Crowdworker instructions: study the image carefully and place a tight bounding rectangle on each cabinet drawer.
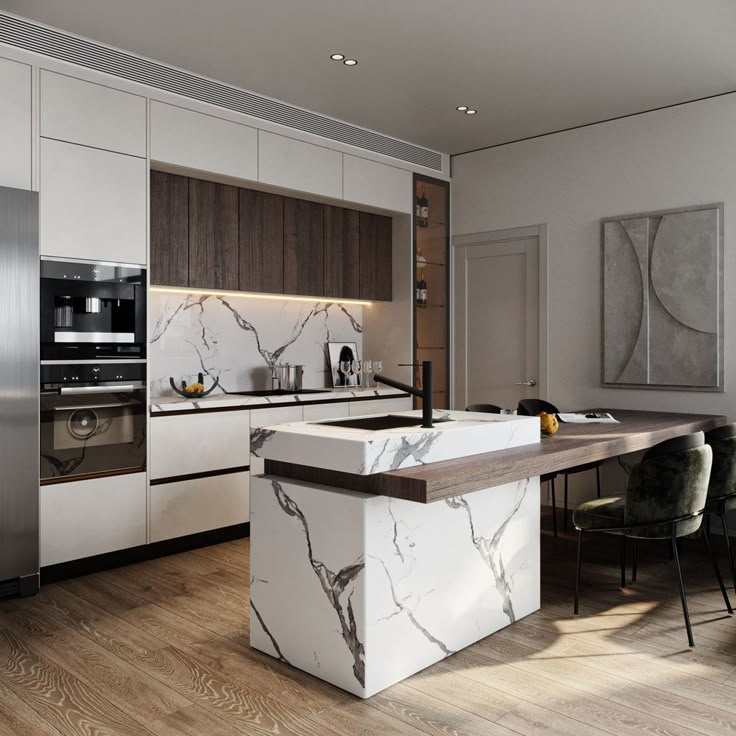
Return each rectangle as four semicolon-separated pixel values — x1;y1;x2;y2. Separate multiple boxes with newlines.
150;410;250;480
348;397;413;417
0;56;31;190
343;155;411;213
41;70;146;157
302;402;351;421
150;101;257;181
150;471;249;543
259;131;342;199
40;473;146;566
40;138;147;264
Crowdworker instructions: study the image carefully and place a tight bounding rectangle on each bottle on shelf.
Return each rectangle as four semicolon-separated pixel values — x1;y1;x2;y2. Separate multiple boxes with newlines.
416;247;427;307
415;190;422;220
417;186;429;227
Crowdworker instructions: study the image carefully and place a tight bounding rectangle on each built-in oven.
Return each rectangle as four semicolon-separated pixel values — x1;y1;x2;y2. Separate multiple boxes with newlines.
40;363;147;483
40;257;146;361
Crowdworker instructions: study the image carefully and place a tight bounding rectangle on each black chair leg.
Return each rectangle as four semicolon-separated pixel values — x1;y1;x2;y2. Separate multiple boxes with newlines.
703;524;733;614
596;466;601;498
620;537;626;588
720;511;736;596
632;539;638;584
549;478;557;537
574;529;583;614
564;475;569;534
671;534;695;647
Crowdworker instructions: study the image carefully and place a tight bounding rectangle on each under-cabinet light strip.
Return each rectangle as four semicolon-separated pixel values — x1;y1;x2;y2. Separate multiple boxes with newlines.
150;286;372;306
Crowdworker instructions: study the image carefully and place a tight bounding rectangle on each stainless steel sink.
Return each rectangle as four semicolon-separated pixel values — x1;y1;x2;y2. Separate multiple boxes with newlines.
228;388;331;397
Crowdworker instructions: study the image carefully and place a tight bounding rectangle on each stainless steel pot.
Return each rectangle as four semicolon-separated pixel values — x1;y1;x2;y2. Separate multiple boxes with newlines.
274;364;304;392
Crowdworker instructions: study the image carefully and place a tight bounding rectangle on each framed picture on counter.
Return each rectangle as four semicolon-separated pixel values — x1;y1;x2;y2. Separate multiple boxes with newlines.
328;341;361;387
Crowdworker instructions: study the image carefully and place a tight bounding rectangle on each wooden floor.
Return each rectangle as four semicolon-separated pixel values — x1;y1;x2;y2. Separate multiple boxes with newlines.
1;522;736;735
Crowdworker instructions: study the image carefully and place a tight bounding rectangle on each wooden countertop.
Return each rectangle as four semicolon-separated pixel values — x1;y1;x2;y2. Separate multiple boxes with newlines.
266;409;726;503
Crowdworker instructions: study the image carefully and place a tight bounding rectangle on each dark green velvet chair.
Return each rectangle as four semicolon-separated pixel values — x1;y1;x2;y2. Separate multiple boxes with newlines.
573;432;731;647
704;424;736;594
518;398;601;535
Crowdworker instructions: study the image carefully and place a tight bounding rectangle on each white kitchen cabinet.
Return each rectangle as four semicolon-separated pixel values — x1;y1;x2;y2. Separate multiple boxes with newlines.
302;402;351;421
40;473;146;566
258;130;342;199
250;405;304;474
150;410;251;479
150;100;258;181
343;154;412;213
40;70;146;157
150;471;249;542
0;56;31;190
349;397;413;417
40;138;147;264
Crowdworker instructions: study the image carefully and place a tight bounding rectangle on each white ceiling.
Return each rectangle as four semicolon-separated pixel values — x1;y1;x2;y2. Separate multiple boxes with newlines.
2;0;736;154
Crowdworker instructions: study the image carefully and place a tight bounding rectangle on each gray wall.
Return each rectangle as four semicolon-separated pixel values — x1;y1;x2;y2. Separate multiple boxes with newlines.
451;92;736;507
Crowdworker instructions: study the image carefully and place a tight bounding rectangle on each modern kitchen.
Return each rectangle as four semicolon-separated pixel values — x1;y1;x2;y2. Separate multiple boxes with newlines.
1;3;736;735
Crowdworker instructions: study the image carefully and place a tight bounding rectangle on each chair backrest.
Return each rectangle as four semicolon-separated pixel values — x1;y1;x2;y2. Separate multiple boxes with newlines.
517;398;559;416
704;423;736;502
466;403;502;414
626;431;712;539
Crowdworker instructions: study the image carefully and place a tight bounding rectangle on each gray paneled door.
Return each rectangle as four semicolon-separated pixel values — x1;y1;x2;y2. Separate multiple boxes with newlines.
454;231;539;412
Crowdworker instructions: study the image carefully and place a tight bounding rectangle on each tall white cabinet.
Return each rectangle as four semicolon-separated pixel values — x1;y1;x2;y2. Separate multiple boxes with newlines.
0;56;32;190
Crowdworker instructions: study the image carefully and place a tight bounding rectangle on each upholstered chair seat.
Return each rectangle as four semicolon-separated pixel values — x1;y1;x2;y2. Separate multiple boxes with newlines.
573;495;625;531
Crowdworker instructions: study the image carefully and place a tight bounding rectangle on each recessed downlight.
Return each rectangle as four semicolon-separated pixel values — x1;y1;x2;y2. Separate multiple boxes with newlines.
456;105;468;111
343;58;358;66
330;53;345;60
465;109;478;115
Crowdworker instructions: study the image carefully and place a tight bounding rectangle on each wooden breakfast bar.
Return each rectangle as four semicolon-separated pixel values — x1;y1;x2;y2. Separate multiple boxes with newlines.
267;409;727;503
250;408;726;698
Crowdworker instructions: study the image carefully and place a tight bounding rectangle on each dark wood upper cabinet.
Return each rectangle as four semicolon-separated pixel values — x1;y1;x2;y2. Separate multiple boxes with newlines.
324;206;360;299
359;212;392;301
239;189;284;294
188;179;239;291
283;198;324;297
150;171;189;287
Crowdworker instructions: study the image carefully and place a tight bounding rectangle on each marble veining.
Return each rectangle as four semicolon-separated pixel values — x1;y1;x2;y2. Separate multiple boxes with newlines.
255;410;540;475
250;473;540;697
149;292;363;397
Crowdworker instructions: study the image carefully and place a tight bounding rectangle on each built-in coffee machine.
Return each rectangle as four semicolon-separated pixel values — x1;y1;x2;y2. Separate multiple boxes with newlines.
40;257;146;361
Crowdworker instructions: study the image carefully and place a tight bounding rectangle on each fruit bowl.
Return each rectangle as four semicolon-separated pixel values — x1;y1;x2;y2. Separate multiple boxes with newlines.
169;372;220;399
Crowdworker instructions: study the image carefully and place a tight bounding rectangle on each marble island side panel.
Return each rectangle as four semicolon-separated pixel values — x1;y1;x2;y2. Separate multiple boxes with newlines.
250;473;540;698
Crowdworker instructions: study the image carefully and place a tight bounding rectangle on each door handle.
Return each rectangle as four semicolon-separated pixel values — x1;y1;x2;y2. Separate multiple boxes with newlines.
514;380;537;386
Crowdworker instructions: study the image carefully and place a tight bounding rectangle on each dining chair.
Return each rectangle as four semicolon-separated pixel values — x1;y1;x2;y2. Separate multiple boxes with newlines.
467;402;559;536
572;432;731;647
517;398;602;534
704;423;736;594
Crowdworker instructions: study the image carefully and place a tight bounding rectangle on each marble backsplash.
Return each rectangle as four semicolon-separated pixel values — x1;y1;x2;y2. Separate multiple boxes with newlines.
149;293;363;397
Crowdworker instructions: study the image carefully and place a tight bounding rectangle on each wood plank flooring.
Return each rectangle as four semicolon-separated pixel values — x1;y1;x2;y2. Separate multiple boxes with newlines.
1;523;736;735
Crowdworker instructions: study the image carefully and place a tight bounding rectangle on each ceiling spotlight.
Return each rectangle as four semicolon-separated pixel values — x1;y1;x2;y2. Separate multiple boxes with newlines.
465;109;477;115
330;53;345;61
456;105;468;111
343;58;358;66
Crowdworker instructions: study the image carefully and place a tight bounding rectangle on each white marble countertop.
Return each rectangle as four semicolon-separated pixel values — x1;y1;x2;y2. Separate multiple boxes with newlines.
150;386;408;413
256;409;540;475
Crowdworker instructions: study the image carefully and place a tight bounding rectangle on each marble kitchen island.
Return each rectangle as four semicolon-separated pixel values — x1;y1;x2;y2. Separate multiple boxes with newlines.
250;409;541;698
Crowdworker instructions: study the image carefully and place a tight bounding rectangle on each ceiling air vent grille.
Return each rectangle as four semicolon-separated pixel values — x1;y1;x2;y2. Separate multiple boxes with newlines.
0;12;443;171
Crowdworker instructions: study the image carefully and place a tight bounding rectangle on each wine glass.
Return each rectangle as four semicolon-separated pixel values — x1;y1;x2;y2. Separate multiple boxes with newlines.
363;360;374;388
339;360;352;388
351;360;362;387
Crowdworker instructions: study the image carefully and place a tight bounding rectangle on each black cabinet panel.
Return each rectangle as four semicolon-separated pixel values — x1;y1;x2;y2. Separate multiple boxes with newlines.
284;198;324;297
188;179;239;291
239;189;284;294
150;171;188;287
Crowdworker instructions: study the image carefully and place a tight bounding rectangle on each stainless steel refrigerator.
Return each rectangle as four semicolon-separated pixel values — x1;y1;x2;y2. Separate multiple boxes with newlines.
0;185;39;596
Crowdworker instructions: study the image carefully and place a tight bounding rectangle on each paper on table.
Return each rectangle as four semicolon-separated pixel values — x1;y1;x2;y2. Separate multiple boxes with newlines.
557;412;620;424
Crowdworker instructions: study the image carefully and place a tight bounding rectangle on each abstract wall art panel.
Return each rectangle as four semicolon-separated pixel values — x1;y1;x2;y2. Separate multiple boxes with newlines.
602;203;723;391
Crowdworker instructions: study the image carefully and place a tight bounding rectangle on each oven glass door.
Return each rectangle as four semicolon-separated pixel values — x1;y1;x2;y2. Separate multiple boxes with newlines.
40;387;146;482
